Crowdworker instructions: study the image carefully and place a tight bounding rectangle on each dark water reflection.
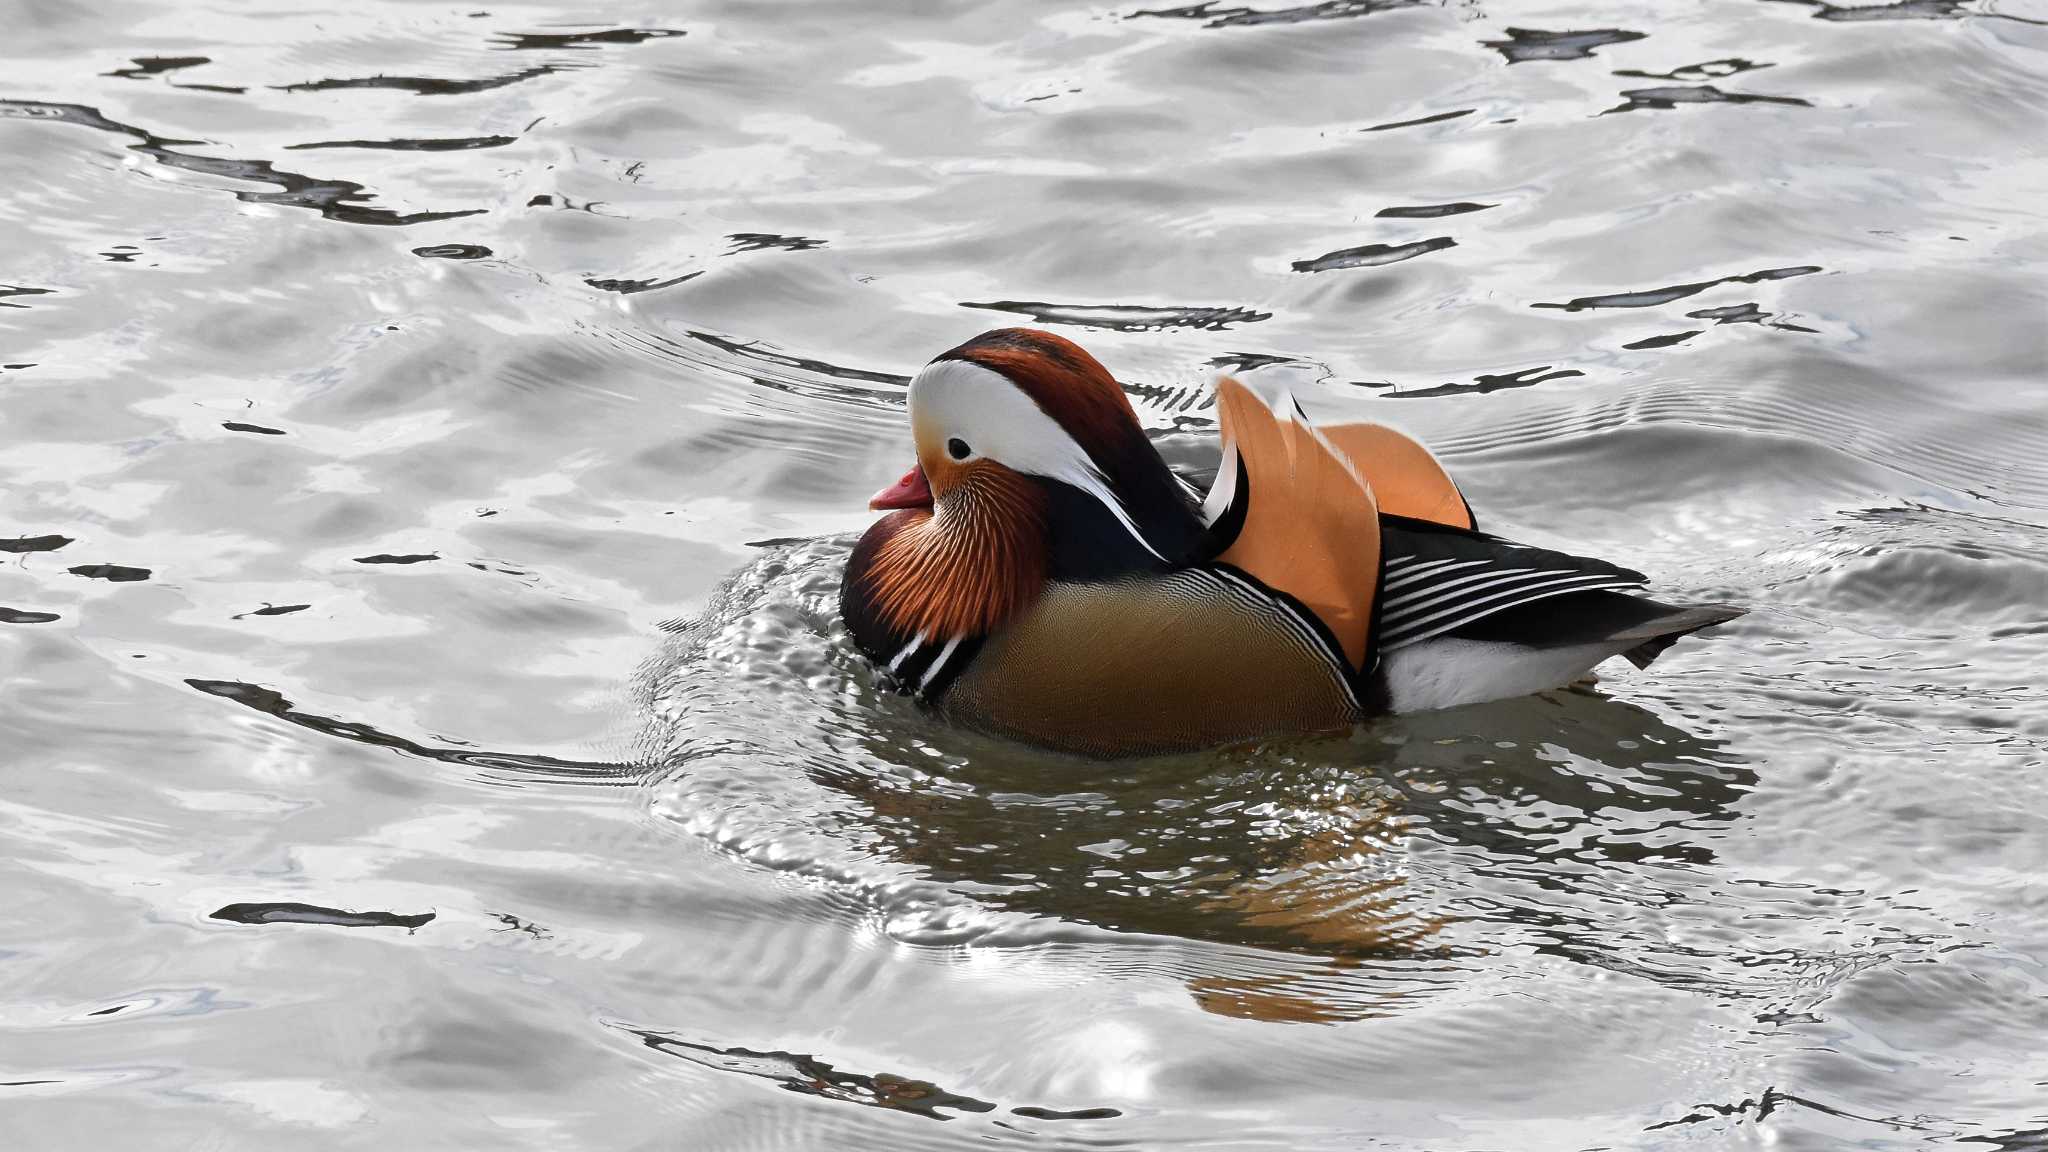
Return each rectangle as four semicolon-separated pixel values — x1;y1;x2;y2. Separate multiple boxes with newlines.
4;0;2047;1147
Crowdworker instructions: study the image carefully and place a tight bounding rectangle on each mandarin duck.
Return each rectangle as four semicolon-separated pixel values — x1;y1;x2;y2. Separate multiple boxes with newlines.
842;328;1742;757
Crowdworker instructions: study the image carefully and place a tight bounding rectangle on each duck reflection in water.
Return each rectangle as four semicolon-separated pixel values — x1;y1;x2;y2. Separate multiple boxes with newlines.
639;535;1752;1024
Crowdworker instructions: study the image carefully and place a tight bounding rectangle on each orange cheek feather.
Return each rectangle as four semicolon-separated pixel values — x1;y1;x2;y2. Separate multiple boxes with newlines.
861;461;1048;639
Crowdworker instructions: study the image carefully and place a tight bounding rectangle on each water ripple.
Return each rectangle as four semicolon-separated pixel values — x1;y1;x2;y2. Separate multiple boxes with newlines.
611;1023;1127;1126
1361;108;1474;132
1130;0;1425;29
272;64;584;96
1604;84;1813;113
1293;237;1456;272
283;135;517;152
960;300;1273;331
1376;201;1494;219
1481;27;1648;63
1532;264;1822;311
0;100;486;225
1615;57;1774;81
182;678;638;786
490;28;686;51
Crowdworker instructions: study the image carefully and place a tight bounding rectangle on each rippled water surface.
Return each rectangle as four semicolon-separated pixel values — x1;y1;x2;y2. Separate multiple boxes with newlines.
6;0;2048;1147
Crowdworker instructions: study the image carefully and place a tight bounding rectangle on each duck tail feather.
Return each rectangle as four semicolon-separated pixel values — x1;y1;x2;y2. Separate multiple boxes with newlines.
1618;604;1747;669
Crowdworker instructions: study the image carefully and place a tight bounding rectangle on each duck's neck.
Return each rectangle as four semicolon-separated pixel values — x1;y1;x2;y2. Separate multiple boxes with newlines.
857;468;1050;641
1043;428;1207;582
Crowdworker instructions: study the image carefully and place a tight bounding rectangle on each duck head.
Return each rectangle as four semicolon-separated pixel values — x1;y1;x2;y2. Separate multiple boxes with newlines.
844;328;1206;651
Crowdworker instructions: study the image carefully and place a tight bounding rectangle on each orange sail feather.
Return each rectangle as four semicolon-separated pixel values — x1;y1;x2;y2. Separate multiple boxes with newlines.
1319;422;1472;530
1213;377;1381;670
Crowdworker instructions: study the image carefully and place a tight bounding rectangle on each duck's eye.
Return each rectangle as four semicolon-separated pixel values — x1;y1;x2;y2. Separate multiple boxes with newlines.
946;437;971;461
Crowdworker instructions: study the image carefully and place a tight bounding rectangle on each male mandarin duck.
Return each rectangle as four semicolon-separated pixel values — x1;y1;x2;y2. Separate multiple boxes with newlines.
841;328;1742;757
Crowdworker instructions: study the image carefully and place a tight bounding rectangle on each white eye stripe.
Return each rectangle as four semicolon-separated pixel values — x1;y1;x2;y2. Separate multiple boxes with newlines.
909;358;1164;561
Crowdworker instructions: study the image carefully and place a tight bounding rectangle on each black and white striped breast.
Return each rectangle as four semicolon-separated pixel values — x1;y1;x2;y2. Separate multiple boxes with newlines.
872;631;984;701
